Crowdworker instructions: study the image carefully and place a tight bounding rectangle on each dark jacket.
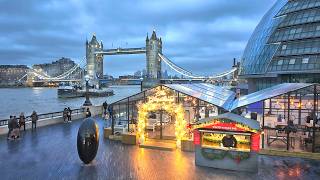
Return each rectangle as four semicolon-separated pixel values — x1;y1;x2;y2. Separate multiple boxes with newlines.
31;112;38;122
86;110;91;118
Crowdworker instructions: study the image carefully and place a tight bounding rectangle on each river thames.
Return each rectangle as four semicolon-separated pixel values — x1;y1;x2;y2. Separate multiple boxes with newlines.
0;85;140;119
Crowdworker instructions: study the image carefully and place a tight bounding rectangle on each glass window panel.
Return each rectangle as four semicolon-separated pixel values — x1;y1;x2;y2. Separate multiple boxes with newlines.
302;58;309;64
289;59;296;64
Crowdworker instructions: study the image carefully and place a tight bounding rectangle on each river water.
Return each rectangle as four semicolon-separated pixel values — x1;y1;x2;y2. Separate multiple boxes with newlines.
0;85;140;119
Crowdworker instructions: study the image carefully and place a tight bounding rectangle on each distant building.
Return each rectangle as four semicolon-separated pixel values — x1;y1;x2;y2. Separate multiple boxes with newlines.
0;65;29;84
134;70;142;77
32;57;82;79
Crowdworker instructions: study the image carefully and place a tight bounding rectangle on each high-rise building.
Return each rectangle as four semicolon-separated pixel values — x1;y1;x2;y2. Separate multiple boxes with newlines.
240;0;320;92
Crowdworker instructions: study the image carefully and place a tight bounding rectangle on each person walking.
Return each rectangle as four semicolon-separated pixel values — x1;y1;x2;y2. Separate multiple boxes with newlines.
63;108;68;123
102;101;108;115
19;112;26;131
31;111;38;130
85;108;91;118
11;116;20;139
67;107;72;122
7;116;13;140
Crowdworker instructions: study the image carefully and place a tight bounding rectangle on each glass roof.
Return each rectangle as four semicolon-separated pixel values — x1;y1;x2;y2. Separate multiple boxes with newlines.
163;83;236;110
230;83;314;110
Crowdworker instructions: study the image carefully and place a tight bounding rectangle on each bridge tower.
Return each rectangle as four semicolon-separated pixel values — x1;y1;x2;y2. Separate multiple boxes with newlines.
146;30;162;79
86;34;104;86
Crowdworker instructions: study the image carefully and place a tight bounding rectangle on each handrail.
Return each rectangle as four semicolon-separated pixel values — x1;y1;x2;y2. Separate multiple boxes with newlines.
0;108;85;127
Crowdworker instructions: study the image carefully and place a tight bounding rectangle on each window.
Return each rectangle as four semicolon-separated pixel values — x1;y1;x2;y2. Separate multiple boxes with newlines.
282;45;287;50
278;60;284;65
289;59;296;65
316;25;320;31
201;132;251;151
302;58;309;64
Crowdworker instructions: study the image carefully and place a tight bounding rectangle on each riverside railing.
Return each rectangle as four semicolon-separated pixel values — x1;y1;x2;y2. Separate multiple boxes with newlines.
0;108;85;126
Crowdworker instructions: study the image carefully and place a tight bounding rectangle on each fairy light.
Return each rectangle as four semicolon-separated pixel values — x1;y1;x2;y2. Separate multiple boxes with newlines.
137;87;187;148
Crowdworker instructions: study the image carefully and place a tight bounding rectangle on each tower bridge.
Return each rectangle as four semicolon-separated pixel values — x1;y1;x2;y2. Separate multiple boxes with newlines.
86;30;238;88
24;30;238;88
86;30;163;88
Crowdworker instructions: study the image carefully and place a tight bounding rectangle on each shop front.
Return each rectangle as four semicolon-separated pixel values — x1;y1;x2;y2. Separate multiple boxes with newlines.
193;113;260;172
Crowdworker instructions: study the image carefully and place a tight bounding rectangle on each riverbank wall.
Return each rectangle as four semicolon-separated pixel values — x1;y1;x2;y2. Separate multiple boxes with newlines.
0;105;103;135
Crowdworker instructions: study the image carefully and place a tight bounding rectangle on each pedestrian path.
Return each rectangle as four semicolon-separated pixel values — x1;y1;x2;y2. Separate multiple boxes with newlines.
0;118;319;179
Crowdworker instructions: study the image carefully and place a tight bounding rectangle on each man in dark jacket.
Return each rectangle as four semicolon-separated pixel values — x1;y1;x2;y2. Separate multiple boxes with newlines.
67;107;72;122
102;101;108;115
85;108;91;118
31;111;38;130
222;134;237;148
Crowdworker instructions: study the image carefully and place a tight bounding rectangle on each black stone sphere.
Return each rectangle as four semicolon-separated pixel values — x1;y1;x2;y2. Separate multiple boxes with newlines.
77;118;99;164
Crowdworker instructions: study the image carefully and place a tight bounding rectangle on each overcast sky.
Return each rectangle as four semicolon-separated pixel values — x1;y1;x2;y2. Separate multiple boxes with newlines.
0;0;277;77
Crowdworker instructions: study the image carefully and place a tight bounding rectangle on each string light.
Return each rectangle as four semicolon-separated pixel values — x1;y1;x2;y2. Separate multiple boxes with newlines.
137;87;187;148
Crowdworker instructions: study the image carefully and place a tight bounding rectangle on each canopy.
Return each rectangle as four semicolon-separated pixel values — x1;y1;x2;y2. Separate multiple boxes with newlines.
230;83;314;111
195;112;260;131
164;83;235;110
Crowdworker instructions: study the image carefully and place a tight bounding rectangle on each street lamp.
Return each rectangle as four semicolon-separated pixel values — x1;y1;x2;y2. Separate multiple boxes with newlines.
140;77;143;92
83;75;92;106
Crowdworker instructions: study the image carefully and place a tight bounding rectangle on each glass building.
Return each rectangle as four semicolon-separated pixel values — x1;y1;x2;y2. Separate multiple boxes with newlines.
240;0;320;92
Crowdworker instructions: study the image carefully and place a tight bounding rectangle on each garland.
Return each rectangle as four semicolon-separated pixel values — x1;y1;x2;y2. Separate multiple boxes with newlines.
193;118;257;133
201;148;250;164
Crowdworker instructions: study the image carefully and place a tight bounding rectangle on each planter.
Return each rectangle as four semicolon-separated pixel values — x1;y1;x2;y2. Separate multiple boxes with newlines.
181;139;195;152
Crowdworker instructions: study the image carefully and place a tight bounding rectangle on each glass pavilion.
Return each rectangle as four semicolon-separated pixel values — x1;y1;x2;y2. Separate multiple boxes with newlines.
108;83;320;153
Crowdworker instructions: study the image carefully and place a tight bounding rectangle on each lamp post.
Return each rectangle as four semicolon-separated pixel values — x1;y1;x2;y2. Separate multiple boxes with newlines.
140;77;143;92
83;75;92;106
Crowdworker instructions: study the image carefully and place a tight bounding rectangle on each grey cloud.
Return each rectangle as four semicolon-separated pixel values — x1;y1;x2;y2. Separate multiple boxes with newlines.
0;0;276;77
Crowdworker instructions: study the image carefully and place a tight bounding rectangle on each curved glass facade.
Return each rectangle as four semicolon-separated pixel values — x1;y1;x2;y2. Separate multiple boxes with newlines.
240;0;286;75
240;0;320;92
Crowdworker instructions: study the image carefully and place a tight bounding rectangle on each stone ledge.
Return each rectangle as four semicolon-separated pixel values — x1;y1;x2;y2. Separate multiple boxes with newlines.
0;114;84;135
259;149;320;160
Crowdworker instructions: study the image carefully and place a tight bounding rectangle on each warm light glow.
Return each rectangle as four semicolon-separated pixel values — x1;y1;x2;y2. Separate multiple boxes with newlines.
137;87;187;147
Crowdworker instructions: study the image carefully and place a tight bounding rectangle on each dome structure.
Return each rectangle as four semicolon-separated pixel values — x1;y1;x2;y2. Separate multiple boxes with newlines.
240;0;320;92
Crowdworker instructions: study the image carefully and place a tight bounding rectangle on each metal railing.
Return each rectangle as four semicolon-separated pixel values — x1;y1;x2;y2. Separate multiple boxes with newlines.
0;108;85;127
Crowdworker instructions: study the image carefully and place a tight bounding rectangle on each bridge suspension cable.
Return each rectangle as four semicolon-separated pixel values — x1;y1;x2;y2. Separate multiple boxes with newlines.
158;53;237;80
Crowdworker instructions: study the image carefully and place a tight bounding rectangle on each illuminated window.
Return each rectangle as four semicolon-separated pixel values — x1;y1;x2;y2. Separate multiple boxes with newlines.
201;132;251;151
282;45;287;50
302;58;309;64
289;59;296;65
278;60;284;65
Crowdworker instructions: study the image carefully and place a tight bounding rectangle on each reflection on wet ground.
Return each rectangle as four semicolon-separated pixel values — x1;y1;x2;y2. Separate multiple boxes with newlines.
0;118;319;180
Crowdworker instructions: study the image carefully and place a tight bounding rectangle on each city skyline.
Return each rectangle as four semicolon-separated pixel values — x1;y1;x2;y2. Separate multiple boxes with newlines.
0;0;276;77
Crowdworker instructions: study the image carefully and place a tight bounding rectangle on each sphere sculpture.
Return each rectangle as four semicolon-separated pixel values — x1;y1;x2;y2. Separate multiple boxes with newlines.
77;118;99;164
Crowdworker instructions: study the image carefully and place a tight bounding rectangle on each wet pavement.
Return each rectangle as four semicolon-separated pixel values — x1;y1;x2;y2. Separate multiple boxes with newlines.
0;118;320;180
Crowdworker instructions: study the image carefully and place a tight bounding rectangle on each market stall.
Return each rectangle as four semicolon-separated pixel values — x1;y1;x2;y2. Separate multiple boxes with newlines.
193;113;260;172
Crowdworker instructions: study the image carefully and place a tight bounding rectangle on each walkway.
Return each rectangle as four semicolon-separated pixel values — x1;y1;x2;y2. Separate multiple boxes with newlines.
0;118;320;180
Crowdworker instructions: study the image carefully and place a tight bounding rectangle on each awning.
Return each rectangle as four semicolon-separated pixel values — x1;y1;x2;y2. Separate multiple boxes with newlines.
230;83;314;111
196;112;260;131
163;83;236;110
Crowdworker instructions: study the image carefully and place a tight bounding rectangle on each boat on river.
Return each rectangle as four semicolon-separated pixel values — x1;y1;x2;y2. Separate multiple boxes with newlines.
57;85;114;98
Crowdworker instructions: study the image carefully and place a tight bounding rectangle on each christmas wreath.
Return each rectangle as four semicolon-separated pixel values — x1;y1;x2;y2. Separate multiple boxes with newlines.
201;148;250;163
